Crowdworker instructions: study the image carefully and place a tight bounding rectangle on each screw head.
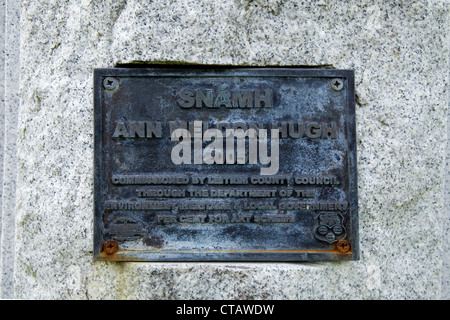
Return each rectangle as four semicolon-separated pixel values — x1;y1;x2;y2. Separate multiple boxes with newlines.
103;77;118;90
336;239;351;253
330;78;344;91
103;240;119;255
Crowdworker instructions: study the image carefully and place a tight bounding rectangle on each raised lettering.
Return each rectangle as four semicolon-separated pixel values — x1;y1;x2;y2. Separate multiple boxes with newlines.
232;90;253;108
254;89;273;108
112;121;129;138
177;89;195;108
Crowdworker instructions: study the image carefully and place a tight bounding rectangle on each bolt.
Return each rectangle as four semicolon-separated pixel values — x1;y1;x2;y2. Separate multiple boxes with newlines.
330;78;343;91
103;240;119;255
336;239;351;253
103;77;118;90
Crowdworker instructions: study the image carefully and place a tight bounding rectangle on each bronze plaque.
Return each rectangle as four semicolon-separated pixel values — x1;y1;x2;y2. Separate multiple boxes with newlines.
93;67;359;261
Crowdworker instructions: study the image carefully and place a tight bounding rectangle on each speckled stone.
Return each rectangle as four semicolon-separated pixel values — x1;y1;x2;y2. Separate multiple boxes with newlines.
445;71;450;300
0;0;20;299
12;0;449;299
0;0;5;297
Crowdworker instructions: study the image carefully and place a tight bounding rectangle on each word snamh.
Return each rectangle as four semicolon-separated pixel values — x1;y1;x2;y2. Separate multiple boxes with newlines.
177;88;273;109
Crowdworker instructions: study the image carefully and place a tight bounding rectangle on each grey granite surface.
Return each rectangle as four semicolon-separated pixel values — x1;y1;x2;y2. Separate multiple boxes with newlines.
445;62;450;300
0;0;5;297
0;0;19;299
8;0;449;299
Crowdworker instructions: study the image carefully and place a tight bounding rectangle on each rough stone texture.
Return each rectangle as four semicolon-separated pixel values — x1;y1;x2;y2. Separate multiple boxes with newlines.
0;0;19;299
11;0;449;299
445;63;450;300
0;0;5;297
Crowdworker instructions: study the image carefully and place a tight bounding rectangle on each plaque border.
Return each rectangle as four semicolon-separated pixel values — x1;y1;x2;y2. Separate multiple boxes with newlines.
93;67;359;262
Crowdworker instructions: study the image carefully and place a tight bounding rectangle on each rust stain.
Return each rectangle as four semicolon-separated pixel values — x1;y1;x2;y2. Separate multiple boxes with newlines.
102;240;119;255
97;246;353;261
226;248;352;254
335;240;351;253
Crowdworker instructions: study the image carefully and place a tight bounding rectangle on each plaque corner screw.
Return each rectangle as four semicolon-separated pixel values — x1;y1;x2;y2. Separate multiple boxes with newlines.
336;239;351;253
103;240;119;255
330;78;344;91
103;77;118;90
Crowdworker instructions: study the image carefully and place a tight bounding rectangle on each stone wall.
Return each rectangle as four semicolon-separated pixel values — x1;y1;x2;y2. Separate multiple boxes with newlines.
0;0;448;299
0;0;19;299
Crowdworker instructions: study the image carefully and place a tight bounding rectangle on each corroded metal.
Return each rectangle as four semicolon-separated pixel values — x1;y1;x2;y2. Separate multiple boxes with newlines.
102;240;119;255
93;67;359;261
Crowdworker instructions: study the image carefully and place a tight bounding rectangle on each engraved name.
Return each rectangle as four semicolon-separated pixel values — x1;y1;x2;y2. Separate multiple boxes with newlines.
177;88;273;109
112;121;339;139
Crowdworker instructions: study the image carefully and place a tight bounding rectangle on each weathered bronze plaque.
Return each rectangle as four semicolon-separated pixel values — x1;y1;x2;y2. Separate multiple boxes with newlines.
93;67;359;261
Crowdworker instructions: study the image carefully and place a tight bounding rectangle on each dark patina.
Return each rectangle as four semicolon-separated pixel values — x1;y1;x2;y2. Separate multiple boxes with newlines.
93;67;359;261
